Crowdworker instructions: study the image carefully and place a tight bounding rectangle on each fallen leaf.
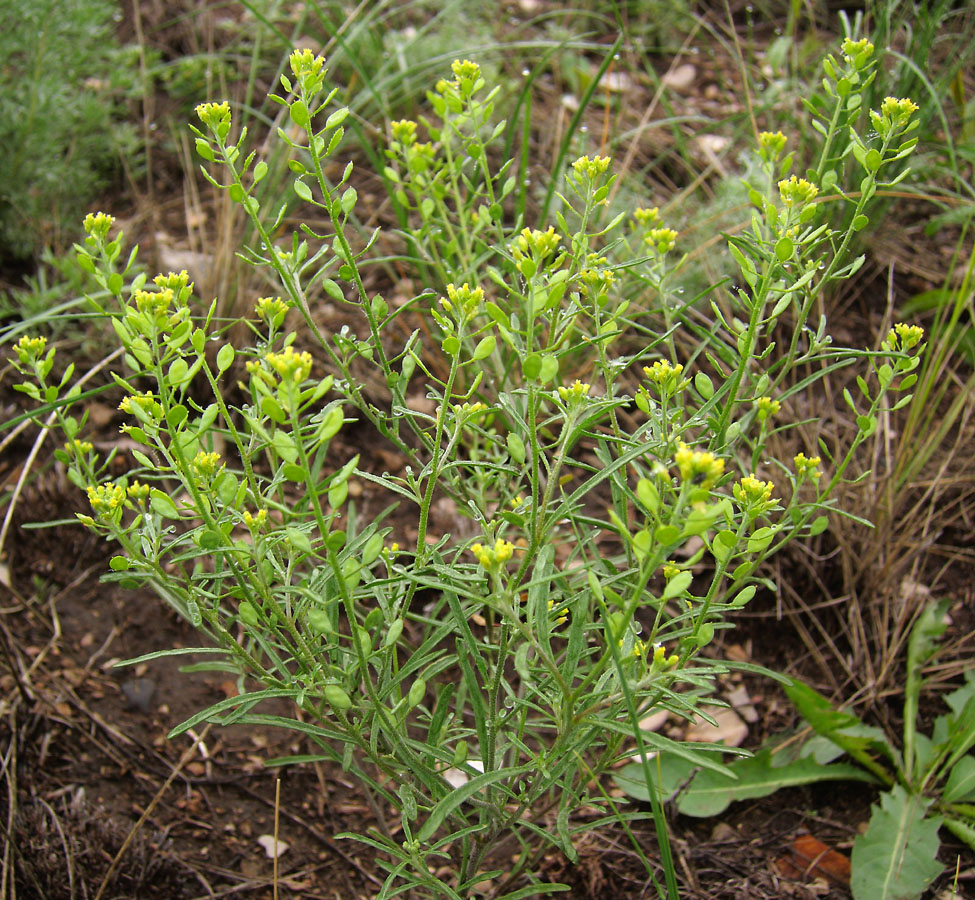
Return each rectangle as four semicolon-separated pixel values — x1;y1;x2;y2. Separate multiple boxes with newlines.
776;833;850;886
256;834;289;859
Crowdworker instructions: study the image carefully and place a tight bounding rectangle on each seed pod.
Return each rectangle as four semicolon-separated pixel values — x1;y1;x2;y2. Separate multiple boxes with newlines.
324;684;352;710
408;678;426;708
307;609;333;635
238;600;260;627
399;783;417;821
384;618;404;647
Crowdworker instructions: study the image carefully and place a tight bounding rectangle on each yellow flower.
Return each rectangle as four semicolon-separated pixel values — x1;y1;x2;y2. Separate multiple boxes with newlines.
243;509;267;528
571;155;611;180
87;483;126;516
645;227;678;254
675;442;725;490
643;359;689;395
265;345;313;383
755;396;781;423
255;296;290;322
548;599;568;626
733;474;778;519
191;451;222;478
778;176;819;208
471;537;515;572
64;439;94;456
794;453;822;482
557;380;591;404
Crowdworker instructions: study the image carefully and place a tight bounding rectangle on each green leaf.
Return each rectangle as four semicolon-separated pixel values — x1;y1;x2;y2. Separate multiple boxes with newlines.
944;755;975;803
712;529;737;562
195;139;214;161
325;107;349;129
786;677;897;766
322;278;344;301
850;785;943;900
809;515;829;536
657;750;877;818
417;766;529;842
272;429;298;463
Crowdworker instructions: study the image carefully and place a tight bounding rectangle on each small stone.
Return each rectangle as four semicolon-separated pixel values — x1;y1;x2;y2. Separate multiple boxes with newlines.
121;677;155;713
661;63;697;93
685;705;748;747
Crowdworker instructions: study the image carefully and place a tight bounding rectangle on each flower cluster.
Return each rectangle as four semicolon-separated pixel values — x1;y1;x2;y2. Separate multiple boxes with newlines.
264;346;313;383
675;442;725;490
547;599;568;626
733;475;778;520
754;396;781;423
510;227;562;277
289;48;325;84
882;322;924;353
470;538;515;572
557;379;591;405
243;508;267;529
191;451;222;479
255;296;291;324
434;59;484;106
195;101;232;138
651;643;680;670
778;176;819;208
645;227;678;255
871;97;919;137
794;453;822;482
571;155;611;182
439;282;484;322
757;131;787;163
64;438;94;456
643;360;689;395
126;481;150;502
83;211;115;241
14;335;47;366
633;207;660;228
119;392;163;421
841;38;874;68
87;483;126;516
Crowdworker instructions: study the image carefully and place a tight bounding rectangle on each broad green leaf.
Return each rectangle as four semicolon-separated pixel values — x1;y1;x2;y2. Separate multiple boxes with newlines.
944;818;975;852
665;750;877;818
850;785;943;900
785;677;896;765
944;755;975;803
